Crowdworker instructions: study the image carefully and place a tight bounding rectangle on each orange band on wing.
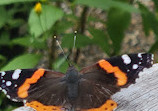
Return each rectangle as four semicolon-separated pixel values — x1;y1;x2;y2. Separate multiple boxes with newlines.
83;100;117;111
18;68;45;98
26;101;62;111
98;59;127;86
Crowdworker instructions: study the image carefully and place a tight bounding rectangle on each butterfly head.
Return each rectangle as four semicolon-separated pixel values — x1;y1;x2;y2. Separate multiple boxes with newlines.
66;66;79;83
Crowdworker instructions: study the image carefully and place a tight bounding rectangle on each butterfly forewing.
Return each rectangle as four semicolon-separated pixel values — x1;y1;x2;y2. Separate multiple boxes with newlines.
106;53;153;86
0;69;66;102
0;69;39;102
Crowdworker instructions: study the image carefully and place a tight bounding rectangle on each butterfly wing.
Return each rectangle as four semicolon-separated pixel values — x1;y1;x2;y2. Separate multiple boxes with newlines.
77;53;153;110
105;53;153;86
0;68;69;110
0;53;154;111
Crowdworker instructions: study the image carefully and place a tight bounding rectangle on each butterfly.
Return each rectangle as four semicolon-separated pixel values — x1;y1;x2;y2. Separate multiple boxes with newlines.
0;53;154;111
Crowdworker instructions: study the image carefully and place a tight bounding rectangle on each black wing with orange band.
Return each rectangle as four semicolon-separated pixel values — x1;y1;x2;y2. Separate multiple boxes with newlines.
80;53;153;87
0;68;69;111
77;53;153;111
0;69;64;102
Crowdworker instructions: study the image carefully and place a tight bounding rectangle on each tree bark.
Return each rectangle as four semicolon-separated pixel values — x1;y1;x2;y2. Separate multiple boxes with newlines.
113;63;158;111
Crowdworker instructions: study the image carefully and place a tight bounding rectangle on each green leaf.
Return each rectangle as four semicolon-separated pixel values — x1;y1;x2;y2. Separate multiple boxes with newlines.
89;28;112;55
4;106;17;111
0;54;6;67
61;34;92;49
139;3;151;36
0;32;10;45
107;8;131;54
12;36;46;49
0;7;8;28
0;0;36;5
65;14;79;21
1;54;41;71
56;21;74;33
53;56;68;73
8;19;25;28
0;55;5;61
139;2;158;52
88;16;105;23
139;3;158;36
29;4;64;37
0;93;6;106
152;0;158;12
76;0;139;13
149;40;158;53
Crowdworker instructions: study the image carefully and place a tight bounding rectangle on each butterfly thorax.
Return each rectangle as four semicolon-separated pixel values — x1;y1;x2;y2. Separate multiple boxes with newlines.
66;66;80;100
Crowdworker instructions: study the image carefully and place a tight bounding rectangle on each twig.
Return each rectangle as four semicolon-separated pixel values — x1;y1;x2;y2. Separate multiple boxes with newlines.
47;1;61;69
74;6;88;63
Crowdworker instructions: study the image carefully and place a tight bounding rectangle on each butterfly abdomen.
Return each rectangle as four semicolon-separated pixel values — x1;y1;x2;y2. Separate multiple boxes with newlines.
67;83;79;100
66;66;80;100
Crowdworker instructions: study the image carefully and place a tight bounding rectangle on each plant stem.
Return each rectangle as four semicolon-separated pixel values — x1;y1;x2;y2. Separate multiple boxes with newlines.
74;6;88;63
48;33;56;69
47;1;61;69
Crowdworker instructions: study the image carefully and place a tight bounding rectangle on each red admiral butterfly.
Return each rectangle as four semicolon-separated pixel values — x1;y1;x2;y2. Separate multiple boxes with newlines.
0;53;154;111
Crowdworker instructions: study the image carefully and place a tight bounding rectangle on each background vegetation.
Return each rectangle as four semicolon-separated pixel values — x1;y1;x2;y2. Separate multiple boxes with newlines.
0;0;158;110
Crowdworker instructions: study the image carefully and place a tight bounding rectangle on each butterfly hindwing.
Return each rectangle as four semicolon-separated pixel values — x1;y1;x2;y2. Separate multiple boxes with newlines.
26;71;69;106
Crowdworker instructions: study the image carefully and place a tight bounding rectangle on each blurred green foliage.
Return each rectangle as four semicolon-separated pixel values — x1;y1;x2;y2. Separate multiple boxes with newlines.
0;0;157;110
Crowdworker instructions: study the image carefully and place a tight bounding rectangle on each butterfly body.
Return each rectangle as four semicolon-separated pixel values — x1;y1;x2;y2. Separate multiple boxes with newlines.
65;66;80;100
0;53;154;111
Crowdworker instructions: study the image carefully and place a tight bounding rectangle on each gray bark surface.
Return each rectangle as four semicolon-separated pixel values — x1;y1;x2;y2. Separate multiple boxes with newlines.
113;63;158;111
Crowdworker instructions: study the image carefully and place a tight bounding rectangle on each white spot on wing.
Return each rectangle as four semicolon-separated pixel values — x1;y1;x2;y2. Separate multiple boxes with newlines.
2;80;5;83
6;81;12;86
133;64;138;69
152;54;154;60
14;84;17;87
23;100;27;103
2;89;7;94
12;99;18;102
1;72;6;76
6;95;10;99
121;54;131;64
12;69;21;80
138;53;142;58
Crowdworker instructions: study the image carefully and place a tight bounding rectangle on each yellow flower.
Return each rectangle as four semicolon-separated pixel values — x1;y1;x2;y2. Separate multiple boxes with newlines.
34;2;42;14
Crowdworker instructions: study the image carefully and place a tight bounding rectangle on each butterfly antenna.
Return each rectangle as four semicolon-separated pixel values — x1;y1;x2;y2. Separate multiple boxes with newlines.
72;31;77;60
54;36;72;67
73;31;77;50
